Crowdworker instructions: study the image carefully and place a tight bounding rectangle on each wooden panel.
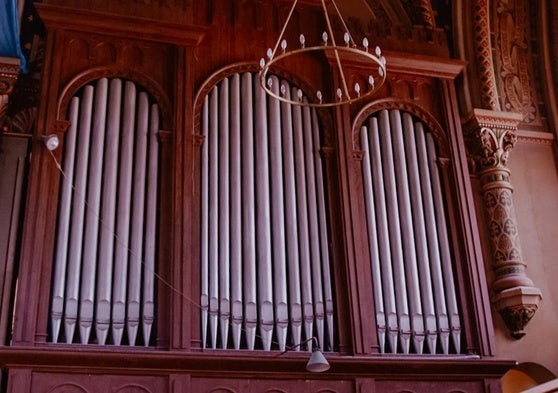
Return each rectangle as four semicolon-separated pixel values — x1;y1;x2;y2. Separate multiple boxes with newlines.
0;136;29;344
375;380;485;393
30;373;168;393
191;377;354;393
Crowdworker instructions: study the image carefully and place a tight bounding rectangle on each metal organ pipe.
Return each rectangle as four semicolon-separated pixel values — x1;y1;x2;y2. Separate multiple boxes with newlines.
208;86;219;349
255;75;274;351
415;122;451;354
241;72;257;350
361;125;388;353
426;131;462;352
229;73;243;350
367;117;399;353
50;78;159;347
80;78;108;344
51;96;79;343
268;77;288;352
199;73;334;352
200;95;209;349
143;103;159;346
361;109;462;354
96;79;122;345
64;85;94;344
401;113;437;354
127;92;149;345
113;81;136;345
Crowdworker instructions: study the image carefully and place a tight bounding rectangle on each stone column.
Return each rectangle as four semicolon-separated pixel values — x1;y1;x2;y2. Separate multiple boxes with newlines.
464;109;542;339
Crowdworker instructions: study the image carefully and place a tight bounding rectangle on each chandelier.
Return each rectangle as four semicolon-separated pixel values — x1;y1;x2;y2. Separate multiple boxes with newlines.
259;0;387;107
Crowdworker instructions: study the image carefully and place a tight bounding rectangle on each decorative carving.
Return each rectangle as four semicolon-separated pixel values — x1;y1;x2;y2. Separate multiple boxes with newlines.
464;109;542;339
476;126;516;169
494;0;541;126
473;0;501;111
1;35;44;135
417;0;436;28
9;107;37;134
0;57;21;131
497;304;537;339
49;383;89;393
492;286;543;339
0;57;20;96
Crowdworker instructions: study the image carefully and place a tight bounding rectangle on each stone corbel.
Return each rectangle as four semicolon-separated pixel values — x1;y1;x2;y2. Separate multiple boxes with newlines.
464;108;542;339
0;56;21;131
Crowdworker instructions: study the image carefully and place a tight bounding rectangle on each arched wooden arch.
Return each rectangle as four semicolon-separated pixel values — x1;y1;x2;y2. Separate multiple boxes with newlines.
193;62;334;148
57;66;173;130
352;98;450;158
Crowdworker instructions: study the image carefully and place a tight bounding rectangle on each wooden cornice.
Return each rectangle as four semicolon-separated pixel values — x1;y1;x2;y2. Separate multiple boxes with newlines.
0;346;516;379
383;50;467;80
35;3;206;47
326;49;466;80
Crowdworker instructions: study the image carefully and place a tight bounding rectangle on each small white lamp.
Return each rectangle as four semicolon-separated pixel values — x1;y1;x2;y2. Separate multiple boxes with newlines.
42;134;60;151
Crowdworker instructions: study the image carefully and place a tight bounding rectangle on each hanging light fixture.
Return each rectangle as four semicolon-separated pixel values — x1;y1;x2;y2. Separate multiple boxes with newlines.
259;0;386;107
278;336;330;373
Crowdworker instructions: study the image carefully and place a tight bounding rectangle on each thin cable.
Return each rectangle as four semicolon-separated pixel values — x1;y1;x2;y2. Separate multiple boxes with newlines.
47;147;293;351
48;148;202;310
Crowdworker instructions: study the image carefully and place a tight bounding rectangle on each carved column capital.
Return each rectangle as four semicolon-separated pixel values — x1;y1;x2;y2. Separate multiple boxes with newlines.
0;57;20;96
0;56;21;132
463;109;523;171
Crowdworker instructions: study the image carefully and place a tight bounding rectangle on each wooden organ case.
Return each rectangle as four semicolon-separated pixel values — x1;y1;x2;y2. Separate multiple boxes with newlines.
0;1;517;392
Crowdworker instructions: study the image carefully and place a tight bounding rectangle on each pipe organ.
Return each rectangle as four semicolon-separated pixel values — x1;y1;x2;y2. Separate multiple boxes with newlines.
360;109;462;355
200;72;334;352
50;78;160;346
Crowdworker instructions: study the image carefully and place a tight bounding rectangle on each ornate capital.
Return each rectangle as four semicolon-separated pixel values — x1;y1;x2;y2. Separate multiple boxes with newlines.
0;56;21;130
0;56;20;96
463;109;523;171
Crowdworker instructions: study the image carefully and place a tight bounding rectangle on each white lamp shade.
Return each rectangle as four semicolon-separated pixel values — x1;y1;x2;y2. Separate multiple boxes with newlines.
306;349;330;372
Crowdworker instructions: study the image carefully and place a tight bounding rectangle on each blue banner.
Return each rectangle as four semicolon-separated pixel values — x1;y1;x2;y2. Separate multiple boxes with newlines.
0;0;27;72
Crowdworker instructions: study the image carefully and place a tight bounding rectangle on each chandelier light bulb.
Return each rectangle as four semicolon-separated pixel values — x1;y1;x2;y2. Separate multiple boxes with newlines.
281;39;287;53
267;77;273;89
299;34;306;48
322;31;328;45
337;88;342;101
344;32;350;46
280;84;287;96
267;48;273;60
369;75;375;87
355;83;361;97
375;46;381;57
297;89;303;101
363;37;369;51
259;58;266;69
317;90;323;104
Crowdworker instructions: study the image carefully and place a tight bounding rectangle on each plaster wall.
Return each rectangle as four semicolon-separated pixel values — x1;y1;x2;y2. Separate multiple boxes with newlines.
493;139;558;376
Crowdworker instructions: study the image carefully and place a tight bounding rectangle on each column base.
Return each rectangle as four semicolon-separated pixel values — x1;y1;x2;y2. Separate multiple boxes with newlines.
492;286;542;339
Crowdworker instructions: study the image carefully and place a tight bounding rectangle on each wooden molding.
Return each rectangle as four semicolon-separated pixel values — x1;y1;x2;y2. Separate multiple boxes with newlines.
35;3;206;47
